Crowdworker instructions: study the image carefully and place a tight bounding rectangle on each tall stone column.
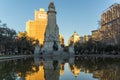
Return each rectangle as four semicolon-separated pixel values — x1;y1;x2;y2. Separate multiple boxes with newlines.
44;1;61;51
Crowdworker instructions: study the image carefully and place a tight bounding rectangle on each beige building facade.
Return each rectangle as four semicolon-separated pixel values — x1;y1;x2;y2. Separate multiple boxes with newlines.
91;3;120;45
59;34;65;46
68;32;80;46
101;3;120;45
92;30;101;42
84;35;91;43
26;8;47;45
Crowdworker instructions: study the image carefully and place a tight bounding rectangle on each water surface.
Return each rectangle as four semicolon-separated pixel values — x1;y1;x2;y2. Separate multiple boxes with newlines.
0;56;120;80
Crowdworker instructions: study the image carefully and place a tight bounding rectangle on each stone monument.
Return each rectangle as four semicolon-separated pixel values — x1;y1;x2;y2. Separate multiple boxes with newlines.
34;41;40;56
43;0;61;51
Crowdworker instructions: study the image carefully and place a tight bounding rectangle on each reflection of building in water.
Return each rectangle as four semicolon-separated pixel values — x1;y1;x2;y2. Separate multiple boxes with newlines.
68;56;81;77
68;64;81;77
93;69;117;80
25;57;45;80
84;69;90;74
60;63;65;76
26;66;45;80
93;64;120;80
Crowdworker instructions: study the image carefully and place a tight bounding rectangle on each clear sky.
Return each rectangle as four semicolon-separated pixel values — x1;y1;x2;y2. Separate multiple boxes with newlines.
0;0;119;45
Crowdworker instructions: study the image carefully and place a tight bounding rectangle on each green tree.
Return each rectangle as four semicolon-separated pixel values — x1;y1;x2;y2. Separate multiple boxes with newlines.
0;21;16;55
16;32;35;55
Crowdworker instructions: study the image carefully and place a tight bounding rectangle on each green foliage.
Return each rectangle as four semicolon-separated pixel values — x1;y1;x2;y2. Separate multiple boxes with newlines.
0;21;16;55
73;39;120;55
0;20;35;55
0;58;36;80
16;32;35;54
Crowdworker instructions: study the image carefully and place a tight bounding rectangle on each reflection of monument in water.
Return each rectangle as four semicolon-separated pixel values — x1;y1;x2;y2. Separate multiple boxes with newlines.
44;60;60;80
33;56;62;80
43;0;61;51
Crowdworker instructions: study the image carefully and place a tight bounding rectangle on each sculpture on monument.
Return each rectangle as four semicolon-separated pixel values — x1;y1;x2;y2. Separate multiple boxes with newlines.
53;41;58;51
34;40;40;56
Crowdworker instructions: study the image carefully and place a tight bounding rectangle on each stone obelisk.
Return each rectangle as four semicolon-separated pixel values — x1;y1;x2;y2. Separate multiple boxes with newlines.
43;0;61;51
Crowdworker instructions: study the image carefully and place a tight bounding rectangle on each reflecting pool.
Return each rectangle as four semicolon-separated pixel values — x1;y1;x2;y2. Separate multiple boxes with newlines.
0;56;120;80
